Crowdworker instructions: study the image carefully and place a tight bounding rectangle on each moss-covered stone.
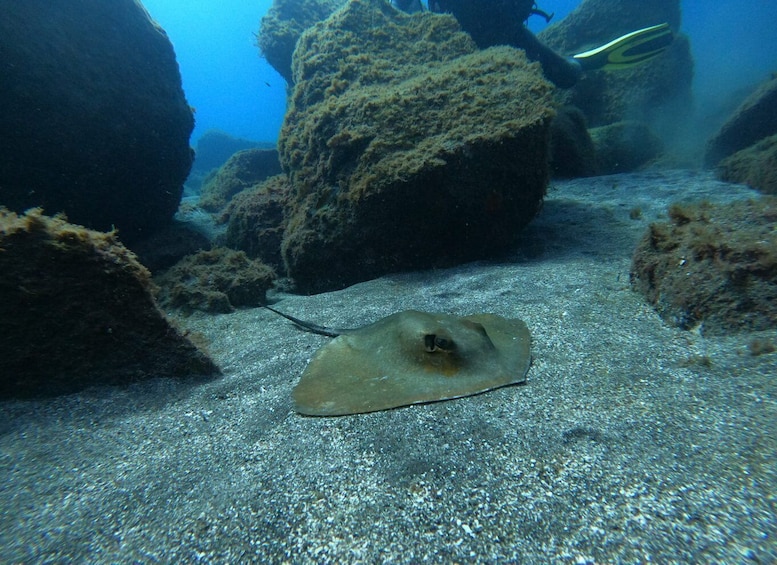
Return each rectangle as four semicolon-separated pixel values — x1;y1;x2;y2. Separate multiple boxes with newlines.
590;121;664;174
128;222;212;273
193;130;273;174
279;0;555;293
0;209;218;398
0;1;194;242
258;0;347;84
705;76;777;168
549;106;596;178
539;0;692;129
224;175;291;272
156;248;276;314
631;198;777;334
716;134;777;195
199;148;282;213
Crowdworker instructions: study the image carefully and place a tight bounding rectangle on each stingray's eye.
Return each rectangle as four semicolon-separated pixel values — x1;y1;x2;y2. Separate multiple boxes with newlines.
434;336;455;351
424;334;455;352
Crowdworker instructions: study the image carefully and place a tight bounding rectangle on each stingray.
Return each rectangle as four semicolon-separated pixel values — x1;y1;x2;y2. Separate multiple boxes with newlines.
265;306;531;416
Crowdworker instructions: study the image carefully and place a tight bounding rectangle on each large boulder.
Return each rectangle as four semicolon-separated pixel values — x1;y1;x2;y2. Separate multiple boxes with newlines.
0;208;218;398
704;75;777;168
278;0;555;293
0;0;194;242
539;0;693;128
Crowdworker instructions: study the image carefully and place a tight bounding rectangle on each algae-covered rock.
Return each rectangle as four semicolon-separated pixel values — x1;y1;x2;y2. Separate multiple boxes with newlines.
199;148;282;213
258;0;347;84
193;130;272;175
590;121;664;174
0;0;194;242
631;199;777;334
716;134;777;195
549;106;596;178
128;222;212;273
279;0;555;293
539;0;692;128
704;75;777;168
0;209;218;398
156;248;276;314
224;175;291;272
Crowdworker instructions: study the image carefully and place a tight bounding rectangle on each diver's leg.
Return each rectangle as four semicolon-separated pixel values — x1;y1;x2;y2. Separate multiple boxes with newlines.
515;27;582;89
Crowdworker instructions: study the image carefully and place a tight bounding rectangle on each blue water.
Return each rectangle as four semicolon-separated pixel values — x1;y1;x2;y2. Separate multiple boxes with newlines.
142;0;777;146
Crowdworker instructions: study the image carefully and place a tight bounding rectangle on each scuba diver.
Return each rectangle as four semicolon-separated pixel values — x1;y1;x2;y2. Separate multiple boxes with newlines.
392;0;674;89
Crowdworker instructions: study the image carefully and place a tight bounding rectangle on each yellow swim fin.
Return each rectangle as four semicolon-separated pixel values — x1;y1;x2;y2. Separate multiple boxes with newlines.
572;22;674;71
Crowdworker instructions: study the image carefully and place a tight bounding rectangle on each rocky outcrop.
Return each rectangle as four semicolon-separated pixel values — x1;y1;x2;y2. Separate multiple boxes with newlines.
716;134;777;195
549;107;597;178
539;0;692;128
705;75;777;168
0;0;194;242
258;0;347;84
278;0;555;293
631;199;777;335
155;248;276;314
225;175;291;272
0;208;218;398
199;149;283;213
590;121;664;174
193;130;272;175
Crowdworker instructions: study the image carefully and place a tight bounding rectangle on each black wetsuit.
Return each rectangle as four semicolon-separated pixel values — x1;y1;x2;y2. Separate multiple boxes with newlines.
428;0;582;88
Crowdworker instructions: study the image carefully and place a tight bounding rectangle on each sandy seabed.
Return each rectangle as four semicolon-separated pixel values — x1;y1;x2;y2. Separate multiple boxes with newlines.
2;170;775;563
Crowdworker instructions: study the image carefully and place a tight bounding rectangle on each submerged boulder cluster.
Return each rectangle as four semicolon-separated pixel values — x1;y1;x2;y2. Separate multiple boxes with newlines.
7;0;773;398
0;1;218;397
277;1;555;292
230;0;696;295
242;0;557;293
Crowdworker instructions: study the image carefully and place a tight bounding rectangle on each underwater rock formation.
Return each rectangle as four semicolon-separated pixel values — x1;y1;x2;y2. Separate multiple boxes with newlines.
155;248;276;314
199;149;283;213
539;0;692;129
716;134;777;196
0;0;194;242
279;0;555;293
0;209;218;398
549;107;597;178
258;0;347;84
128;223;212;274
193;130;273;175
590;121;664;174
704;75;777;168
631;199;777;335
224;175;291;273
